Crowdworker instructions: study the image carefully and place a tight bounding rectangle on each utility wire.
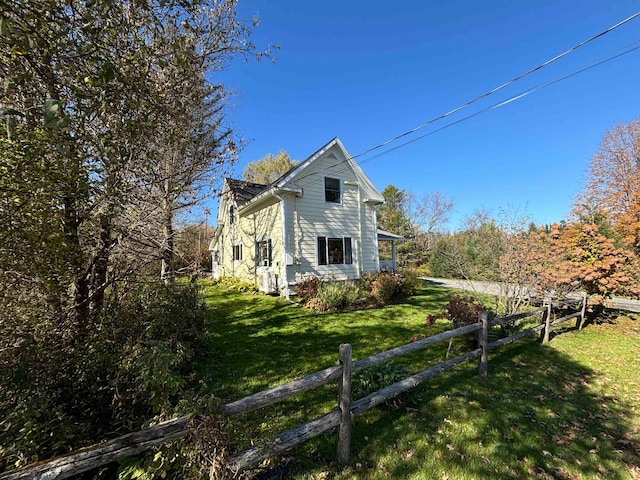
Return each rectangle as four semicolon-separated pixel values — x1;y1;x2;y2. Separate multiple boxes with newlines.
352;42;640;171
349;10;640;161
293;40;640;188
358;43;640;167
288;10;640;188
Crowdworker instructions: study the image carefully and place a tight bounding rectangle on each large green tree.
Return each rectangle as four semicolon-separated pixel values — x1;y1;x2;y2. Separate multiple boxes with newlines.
0;0;267;328
377;185;412;235
0;0;269;471
242;150;298;184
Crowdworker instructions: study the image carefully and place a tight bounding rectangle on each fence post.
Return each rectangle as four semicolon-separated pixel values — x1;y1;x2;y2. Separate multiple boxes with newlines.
478;311;488;377
578;293;588;330
337;343;352;467
542;301;552;344
539;301;546;342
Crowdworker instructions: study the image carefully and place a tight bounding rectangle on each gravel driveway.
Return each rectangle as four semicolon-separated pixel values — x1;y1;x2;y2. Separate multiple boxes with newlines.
422;277;640;313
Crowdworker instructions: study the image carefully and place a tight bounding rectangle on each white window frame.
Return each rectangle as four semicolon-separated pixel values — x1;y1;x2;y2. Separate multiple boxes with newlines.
232;243;243;262
317;236;353;266
324;176;342;205
255;238;273;267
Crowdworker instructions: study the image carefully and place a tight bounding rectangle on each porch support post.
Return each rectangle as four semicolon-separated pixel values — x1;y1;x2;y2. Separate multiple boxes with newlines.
391;240;396;272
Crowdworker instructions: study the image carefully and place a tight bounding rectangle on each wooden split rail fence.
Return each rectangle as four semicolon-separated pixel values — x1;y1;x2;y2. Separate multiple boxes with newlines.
1;295;587;480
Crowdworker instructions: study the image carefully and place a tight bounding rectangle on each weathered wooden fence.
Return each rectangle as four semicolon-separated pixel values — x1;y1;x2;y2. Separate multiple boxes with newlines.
0;295;587;480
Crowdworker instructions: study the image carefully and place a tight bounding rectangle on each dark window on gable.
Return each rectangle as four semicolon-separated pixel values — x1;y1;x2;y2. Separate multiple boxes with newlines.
232;244;242;261
324;177;341;203
255;239;272;267
317;237;353;265
229;205;235;225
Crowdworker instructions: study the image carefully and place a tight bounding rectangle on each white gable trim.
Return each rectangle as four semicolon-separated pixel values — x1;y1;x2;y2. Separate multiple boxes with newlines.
237;137;384;214
280;137;384;204
274;137;340;188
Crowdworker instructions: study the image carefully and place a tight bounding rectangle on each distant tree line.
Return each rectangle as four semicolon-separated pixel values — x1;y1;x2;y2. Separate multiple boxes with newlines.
379;119;640;313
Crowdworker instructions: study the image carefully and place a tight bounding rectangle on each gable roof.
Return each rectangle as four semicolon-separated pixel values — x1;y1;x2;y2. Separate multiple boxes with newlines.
236;137;384;214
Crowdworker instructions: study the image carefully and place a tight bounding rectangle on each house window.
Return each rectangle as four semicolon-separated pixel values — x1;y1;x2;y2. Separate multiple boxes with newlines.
232;244;242;261
324;177;341;203
317;237;352;265
229;205;235;225
255;239;272;267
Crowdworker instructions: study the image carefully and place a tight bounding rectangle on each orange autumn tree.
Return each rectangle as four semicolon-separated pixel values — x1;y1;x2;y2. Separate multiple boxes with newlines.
537;222;640;305
579;119;640;255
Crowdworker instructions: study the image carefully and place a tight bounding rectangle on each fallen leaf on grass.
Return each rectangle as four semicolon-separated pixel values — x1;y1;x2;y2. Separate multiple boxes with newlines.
552;467;577;480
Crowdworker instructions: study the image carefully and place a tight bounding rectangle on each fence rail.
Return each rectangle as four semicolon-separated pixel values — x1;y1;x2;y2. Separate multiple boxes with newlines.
0;296;587;480
0;417;192;480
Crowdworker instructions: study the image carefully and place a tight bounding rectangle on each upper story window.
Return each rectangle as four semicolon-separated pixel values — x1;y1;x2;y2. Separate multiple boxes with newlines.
229;205;235;225
324;177;341;204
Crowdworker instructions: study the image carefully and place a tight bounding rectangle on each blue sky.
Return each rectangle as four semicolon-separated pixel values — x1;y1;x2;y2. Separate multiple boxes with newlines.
203;0;640;230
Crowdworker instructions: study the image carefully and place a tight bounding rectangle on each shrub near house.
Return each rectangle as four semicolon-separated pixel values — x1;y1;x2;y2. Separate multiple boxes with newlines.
298;270;418;311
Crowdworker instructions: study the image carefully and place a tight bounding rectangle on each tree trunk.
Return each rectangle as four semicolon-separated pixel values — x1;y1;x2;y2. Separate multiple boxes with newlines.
90;216;111;318
64;192;90;340
160;189;174;285
72;274;90;340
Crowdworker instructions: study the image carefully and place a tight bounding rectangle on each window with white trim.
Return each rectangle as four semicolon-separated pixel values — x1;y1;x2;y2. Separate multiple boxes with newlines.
317;236;352;265
255;239;272;267
232;244;242;261
229;205;235;225
324;177;341;204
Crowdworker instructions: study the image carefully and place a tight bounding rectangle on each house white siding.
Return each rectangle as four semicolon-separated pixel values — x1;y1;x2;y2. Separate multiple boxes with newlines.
216;197;283;289
211;138;384;295
361;202;380;272
282;144;380;283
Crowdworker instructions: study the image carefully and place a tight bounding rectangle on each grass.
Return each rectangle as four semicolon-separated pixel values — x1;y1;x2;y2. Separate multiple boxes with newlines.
198;282;640;480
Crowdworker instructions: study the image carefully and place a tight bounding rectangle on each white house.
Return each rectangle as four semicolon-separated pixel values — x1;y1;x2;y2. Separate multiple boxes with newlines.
209;137;401;297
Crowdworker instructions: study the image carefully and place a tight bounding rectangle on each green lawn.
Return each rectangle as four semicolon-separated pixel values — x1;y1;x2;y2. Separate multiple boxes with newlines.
199;283;640;480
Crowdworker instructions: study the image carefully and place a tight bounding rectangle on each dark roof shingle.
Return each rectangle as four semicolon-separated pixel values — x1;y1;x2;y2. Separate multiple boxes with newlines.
226;178;268;206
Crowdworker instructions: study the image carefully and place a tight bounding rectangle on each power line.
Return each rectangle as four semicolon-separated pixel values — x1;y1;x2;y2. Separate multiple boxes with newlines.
356;43;640;166
293;39;640;189
349;10;640;161
287;10;640;188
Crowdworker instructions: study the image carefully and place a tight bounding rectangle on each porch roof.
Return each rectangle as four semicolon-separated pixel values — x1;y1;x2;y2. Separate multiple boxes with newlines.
377;229;404;241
